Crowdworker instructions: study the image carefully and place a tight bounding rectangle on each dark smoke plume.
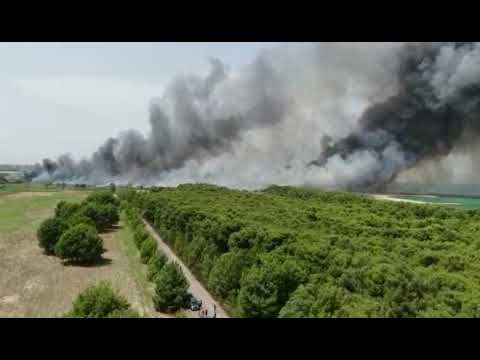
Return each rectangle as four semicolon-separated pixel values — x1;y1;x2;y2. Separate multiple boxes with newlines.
35;43;480;190
309;42;480;191
35;54;289;185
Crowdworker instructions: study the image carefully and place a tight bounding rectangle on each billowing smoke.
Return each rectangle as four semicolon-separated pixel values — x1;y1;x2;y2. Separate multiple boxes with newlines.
309;42;480;191
35;53;291;185
34;43;480;190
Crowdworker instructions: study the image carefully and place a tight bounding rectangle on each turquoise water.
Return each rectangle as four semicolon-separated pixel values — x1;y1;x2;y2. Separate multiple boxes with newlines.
394;195;480;209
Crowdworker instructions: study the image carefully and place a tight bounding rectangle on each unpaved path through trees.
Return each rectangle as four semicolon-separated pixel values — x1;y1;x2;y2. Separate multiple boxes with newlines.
143;220;229;318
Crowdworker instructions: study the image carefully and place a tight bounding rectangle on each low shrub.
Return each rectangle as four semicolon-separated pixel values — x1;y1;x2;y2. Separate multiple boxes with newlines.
153;262;189;313
140;237;158;264
147;251;168;281
65;281;135;318
65;213;97;231
79;203;119;232
37;217;65;255
134;228;149;248
54;224;105;263
85;191;119;207
55;201;81;221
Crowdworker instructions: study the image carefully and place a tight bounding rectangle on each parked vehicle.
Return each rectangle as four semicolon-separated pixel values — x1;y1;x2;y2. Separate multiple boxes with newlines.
185;293;202;311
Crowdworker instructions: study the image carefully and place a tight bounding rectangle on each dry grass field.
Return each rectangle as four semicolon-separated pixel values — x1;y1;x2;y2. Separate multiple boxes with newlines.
0;185;162;318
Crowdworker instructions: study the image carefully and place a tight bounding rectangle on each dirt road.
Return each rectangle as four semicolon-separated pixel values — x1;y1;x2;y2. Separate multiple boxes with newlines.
143;220;229;318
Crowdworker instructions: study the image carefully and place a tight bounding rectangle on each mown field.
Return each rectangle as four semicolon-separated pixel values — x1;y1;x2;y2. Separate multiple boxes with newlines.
0;185;159;317
0;183;60;194
124;184;480;318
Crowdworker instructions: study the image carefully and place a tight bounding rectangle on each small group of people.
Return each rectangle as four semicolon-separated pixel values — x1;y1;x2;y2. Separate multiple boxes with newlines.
199;304;217;318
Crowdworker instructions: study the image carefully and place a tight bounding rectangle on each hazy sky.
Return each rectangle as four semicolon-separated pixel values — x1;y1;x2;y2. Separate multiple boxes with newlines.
0;42;277;164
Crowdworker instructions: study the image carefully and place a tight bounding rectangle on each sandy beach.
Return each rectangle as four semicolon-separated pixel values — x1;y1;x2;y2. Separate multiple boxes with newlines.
371;194;426;204
370;194;460;206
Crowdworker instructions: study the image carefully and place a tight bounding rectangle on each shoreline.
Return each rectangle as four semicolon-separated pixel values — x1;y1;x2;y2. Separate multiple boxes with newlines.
370;194;460;206
370;194;427;204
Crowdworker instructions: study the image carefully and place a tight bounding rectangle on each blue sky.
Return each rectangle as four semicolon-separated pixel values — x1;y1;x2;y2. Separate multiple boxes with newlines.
0;42;278;164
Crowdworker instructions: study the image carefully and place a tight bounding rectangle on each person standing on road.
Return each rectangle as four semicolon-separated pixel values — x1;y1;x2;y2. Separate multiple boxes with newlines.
213;304;217;318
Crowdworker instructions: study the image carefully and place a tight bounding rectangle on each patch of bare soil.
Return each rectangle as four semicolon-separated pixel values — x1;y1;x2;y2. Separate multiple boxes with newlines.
0;225;158;318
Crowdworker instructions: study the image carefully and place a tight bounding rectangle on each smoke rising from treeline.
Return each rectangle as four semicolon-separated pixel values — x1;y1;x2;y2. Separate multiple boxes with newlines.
33;43;480;190
309;42;480;191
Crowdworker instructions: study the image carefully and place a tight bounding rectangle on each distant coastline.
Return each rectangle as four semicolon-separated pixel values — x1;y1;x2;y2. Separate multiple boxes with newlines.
370;194;426;204
385;183;480;199
369;193;461;206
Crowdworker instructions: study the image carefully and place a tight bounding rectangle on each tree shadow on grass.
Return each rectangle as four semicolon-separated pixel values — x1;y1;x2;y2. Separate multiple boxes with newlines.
63;257;112;268
102;224;123;234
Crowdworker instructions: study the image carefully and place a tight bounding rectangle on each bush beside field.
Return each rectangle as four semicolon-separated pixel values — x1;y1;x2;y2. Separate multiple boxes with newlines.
37;190;119;264
65;281;140;318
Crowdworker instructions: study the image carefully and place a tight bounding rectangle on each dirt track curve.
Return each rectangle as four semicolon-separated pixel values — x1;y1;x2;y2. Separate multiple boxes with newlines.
143;220;229;318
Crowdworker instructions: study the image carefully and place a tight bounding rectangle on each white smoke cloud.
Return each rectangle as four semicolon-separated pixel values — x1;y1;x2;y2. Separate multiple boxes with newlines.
34;42;480;190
